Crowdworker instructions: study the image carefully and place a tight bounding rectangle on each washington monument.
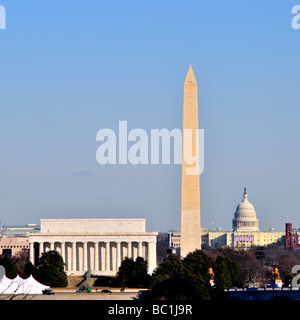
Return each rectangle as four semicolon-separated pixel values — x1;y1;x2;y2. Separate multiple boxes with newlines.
180;65;201;257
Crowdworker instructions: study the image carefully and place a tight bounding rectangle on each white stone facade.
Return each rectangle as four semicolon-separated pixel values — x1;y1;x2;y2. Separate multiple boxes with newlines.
40;219;146;234
28;219;158;276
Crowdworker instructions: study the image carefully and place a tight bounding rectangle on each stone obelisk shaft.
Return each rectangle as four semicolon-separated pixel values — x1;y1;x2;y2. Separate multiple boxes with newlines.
180;65;201;257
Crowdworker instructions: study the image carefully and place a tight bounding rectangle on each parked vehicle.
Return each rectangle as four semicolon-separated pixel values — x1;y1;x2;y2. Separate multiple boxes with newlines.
101;289;112;293
42;289;55;295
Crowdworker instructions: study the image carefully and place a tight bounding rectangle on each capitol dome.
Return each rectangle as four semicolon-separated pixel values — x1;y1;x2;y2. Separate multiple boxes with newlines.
232;188;259;232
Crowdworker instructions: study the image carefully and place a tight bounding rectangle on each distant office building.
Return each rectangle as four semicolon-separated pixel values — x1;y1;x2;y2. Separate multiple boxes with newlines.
0;236;29;257
168;232;181;249
0;224;39;257
1;224;40;237
169;229;208;249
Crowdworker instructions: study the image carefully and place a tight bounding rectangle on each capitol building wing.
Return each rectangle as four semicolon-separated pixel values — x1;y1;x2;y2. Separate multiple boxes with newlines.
28;219;158;276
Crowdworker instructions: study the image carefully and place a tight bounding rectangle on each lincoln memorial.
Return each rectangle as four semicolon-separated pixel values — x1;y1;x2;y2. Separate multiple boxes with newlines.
28;218;158;276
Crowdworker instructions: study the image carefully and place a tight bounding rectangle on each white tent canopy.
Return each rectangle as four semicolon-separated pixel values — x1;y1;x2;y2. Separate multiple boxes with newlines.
0;274;50;295
0;275;13;294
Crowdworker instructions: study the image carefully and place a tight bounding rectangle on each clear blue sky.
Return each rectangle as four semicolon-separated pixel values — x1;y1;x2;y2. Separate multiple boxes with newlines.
0;0;300;232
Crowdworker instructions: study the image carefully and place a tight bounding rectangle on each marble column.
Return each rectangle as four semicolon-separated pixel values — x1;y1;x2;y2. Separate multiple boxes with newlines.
116;242;121;270
105;242;110;271
127;242;132;258
61;242;65;270
83;242;88;271
72;242;76;272
147;242;157;274
94;242;99;271
138;242;142;258
29;242;34;264
39;242;44;257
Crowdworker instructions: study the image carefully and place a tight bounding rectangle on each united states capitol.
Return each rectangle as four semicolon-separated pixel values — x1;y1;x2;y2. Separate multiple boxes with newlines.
169;187;286;250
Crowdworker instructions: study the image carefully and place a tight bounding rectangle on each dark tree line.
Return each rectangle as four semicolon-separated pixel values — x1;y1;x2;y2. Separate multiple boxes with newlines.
113;249;242;300
209;245;300;286
149;250;242;300
117;245;300;300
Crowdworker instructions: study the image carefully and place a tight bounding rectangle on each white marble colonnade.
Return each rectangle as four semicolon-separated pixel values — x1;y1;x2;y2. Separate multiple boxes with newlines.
29;237;157;275
28;219;158;275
